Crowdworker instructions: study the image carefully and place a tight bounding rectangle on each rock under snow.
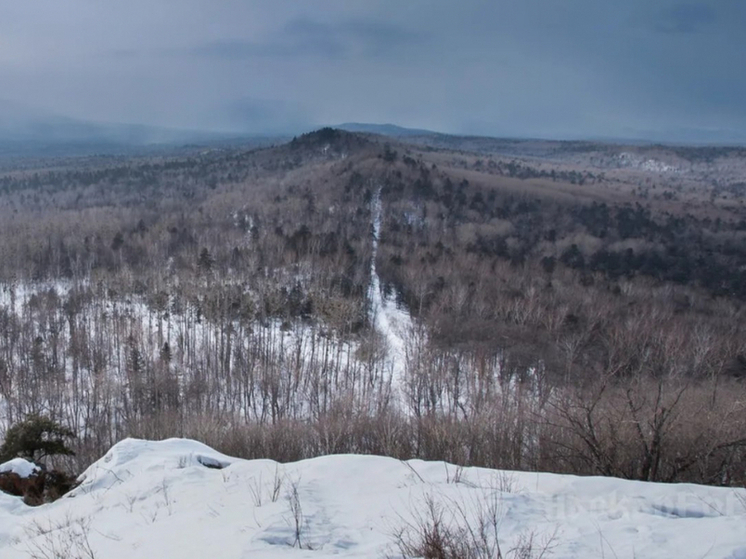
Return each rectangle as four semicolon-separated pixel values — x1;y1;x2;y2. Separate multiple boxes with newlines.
0;458;39;479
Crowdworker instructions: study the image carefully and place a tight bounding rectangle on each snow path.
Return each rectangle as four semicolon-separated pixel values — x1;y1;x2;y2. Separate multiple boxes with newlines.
368;187;414;403
1;438;745;558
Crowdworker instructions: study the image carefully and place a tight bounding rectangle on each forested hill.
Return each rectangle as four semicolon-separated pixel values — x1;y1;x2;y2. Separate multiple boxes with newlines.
0;128;745;486
2;127;745;298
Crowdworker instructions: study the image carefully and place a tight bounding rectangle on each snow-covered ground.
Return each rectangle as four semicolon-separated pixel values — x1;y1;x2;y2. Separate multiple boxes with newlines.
0;275;391;431
0;439;745;558
617;152;680;174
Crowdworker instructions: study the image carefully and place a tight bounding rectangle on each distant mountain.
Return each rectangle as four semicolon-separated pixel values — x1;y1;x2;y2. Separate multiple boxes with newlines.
335;121;746;147
0;100;254;157
617;125;746;147
335;122;439;137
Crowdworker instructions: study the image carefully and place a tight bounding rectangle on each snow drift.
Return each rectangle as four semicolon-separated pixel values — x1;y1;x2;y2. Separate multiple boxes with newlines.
0;438;744;558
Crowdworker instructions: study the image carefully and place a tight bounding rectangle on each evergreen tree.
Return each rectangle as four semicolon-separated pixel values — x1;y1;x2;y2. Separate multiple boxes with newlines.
0;415;75;463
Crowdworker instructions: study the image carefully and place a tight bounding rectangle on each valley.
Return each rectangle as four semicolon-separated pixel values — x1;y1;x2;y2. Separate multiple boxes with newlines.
0;128;743;488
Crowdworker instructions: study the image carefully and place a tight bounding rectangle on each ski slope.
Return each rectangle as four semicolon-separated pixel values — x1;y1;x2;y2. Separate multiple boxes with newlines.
0;438;745;558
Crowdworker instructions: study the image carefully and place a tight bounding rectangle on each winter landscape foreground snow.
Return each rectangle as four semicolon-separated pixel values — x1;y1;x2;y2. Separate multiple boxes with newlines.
0;438;745;558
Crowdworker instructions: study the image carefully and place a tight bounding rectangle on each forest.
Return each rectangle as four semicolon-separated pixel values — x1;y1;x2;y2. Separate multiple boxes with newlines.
0;128;745;486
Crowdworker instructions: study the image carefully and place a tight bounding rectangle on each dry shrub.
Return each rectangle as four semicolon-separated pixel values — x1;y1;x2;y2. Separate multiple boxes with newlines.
547;375;746;484
24;514;96;559
0;470;77;506
392;492;556;559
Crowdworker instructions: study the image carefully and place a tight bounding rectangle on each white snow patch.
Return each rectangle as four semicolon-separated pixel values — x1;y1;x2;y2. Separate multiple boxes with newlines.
0;458;39;479
617;152;680;174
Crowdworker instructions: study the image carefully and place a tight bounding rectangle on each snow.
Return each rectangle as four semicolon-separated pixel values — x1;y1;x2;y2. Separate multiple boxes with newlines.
0;276;384;431
617;152;680;174
368;187;415;396
0;458;39;479
0;438;744;558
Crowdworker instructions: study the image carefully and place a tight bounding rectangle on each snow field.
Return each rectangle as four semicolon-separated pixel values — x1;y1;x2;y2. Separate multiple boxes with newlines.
0;438;745;558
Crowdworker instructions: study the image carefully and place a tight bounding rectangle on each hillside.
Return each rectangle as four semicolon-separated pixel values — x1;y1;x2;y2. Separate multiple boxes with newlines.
0;128;744;490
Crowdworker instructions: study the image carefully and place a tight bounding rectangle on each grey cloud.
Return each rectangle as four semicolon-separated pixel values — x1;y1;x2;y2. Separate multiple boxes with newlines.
191;17;422;61
1;0;745;142
192;40;309;59
107;49;141;59
191;35;344;60
216;98;312;134
654;2;717;34
286;18;423;56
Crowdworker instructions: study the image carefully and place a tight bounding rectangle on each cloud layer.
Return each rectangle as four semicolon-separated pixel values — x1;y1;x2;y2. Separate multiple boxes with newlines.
0;0;744;142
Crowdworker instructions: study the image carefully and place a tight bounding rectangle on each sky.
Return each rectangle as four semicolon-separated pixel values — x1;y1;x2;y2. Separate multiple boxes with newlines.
0;0;745;142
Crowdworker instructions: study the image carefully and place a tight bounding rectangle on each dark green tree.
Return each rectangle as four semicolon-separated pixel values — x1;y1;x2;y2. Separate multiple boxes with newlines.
198;247;214;273
0;415;75;464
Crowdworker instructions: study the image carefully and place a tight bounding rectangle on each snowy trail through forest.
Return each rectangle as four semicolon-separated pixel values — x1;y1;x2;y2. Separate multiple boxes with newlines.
368;188;414;404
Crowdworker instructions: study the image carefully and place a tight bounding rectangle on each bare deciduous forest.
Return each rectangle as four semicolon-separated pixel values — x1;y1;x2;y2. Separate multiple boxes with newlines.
1;128;745;485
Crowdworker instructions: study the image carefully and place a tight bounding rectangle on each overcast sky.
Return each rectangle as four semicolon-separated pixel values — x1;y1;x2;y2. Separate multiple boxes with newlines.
1;0;744;142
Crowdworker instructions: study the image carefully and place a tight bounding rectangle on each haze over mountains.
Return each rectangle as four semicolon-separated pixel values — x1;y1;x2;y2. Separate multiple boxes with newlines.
0;100;251;156
3;97;746;160
0;103;440;156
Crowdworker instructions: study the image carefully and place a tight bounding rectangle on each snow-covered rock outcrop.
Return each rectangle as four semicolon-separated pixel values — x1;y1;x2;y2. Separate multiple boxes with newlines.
0;458;40;479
